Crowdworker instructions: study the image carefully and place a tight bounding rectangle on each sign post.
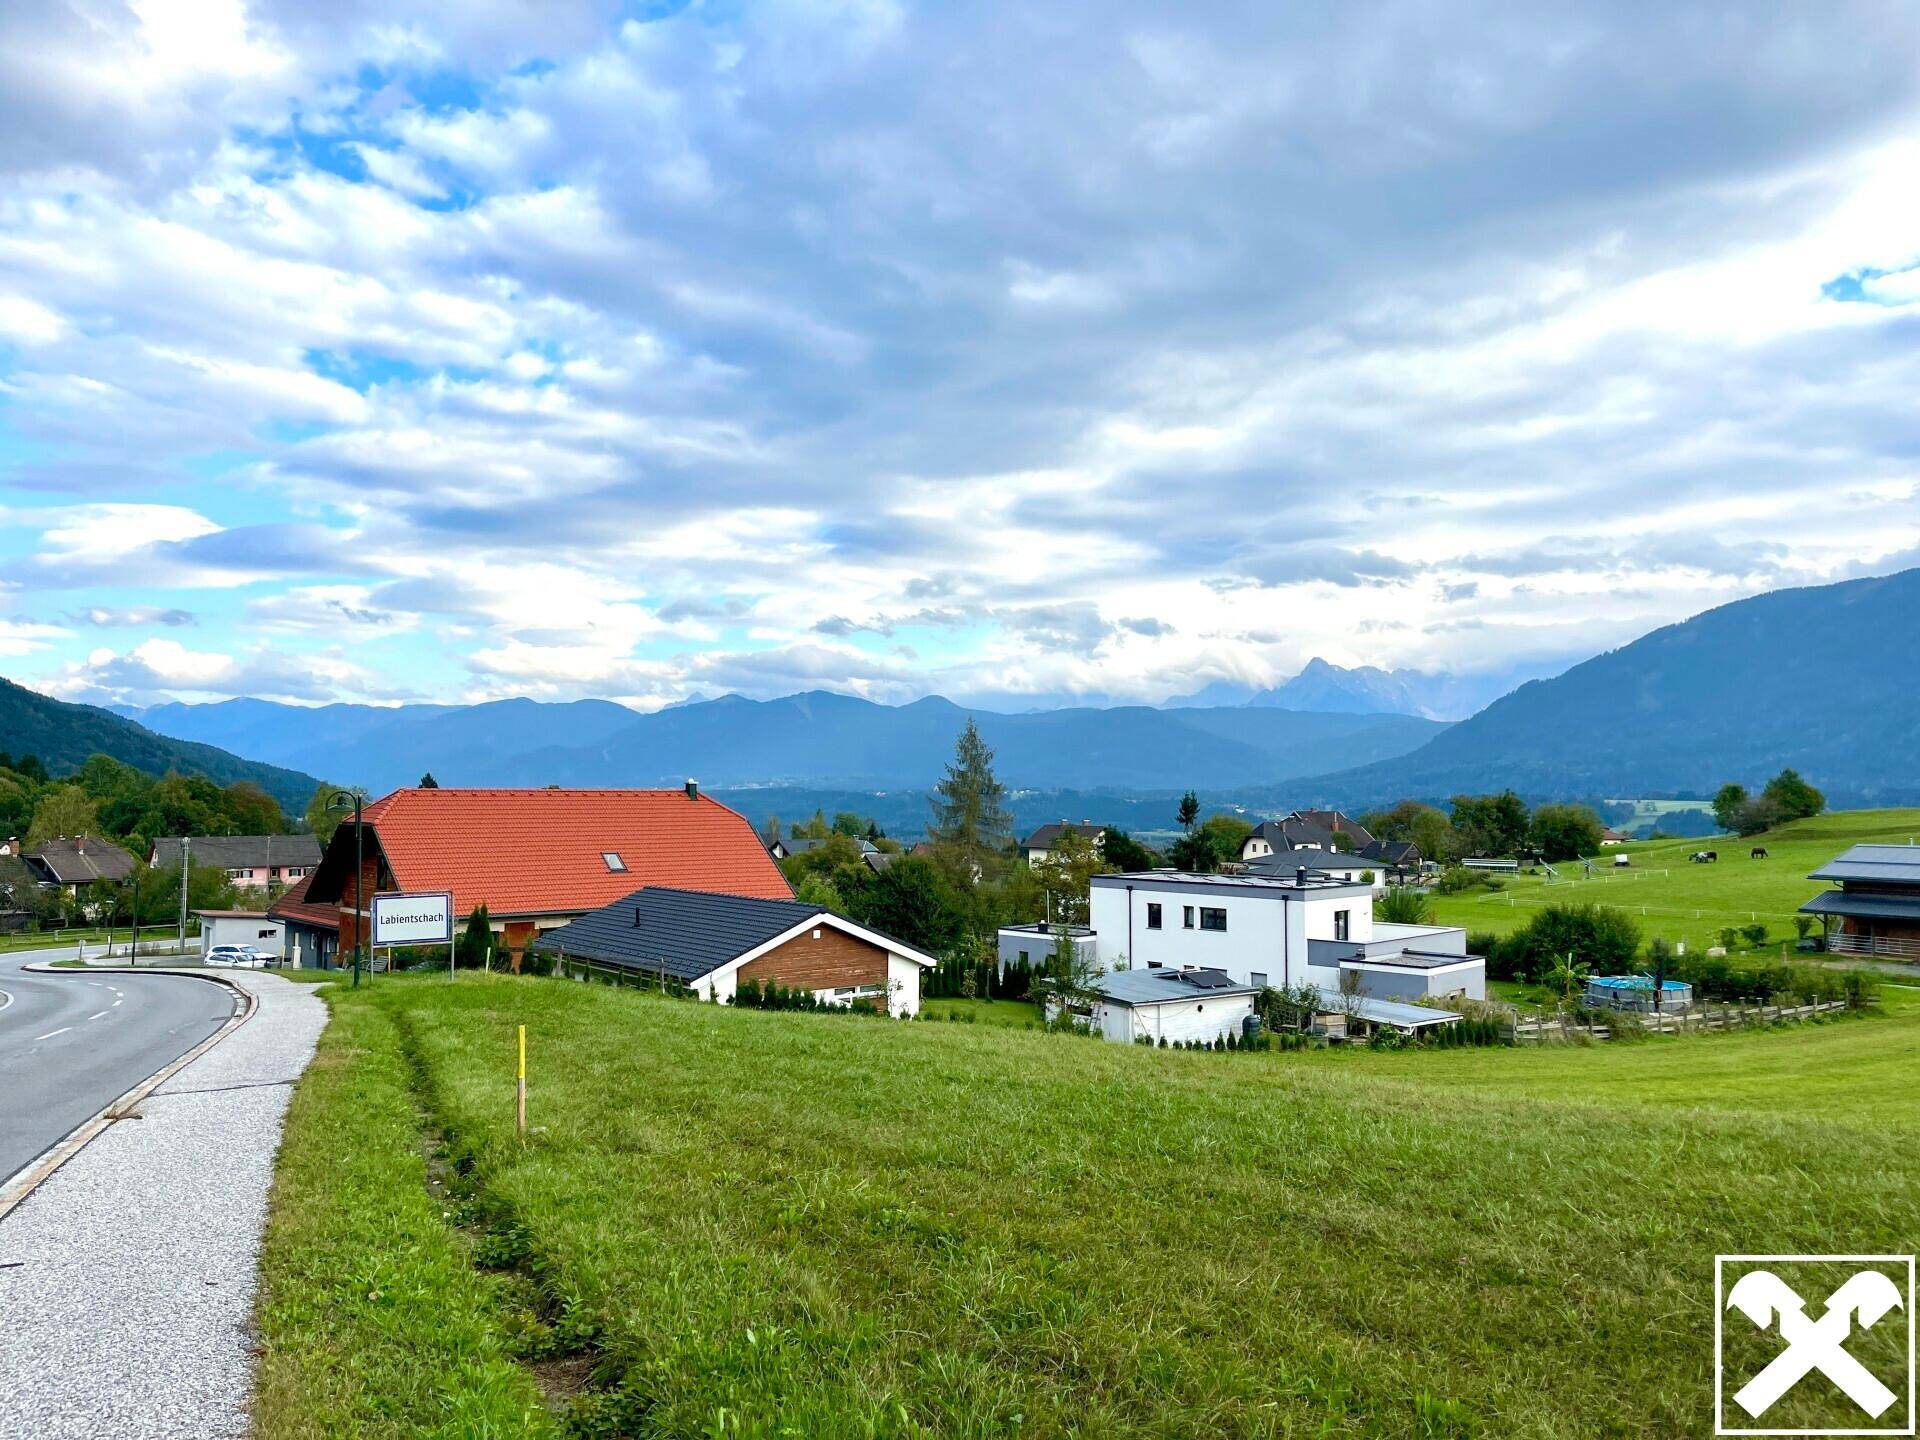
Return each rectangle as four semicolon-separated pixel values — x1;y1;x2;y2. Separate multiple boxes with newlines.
371;892;455;974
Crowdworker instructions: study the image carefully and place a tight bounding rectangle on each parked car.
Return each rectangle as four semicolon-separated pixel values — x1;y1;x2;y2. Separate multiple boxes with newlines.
205;944;266;969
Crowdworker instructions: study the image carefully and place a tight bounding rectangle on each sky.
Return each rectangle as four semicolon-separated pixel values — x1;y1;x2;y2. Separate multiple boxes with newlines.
3;1;1920;716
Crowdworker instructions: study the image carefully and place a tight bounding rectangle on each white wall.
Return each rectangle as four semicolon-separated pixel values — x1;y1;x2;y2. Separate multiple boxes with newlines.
1090;878;1378;990
887;952;923;1017
1099;995;1254;1046
200;914;284;958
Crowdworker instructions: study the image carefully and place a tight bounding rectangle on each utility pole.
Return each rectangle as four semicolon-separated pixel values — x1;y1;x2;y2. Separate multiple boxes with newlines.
177;836;191;953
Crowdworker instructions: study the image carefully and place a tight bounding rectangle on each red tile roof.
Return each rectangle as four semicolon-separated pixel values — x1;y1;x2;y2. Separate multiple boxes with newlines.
341;787;791;918
268;870;340;930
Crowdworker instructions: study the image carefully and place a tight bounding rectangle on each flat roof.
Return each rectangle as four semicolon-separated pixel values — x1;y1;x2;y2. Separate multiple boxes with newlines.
1808;844;1920;885
1092;870;1365;894
997;922;1093;936
1314;987;1460;1028
192;909;274;919
1343;950;1481;972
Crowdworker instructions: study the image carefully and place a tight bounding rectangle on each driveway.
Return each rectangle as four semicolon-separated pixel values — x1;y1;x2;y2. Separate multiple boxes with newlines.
0;946;236;1185
0;966;327;1439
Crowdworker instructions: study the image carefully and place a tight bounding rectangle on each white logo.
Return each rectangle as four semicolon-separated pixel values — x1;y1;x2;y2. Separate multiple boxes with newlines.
1716;1255;1916;1437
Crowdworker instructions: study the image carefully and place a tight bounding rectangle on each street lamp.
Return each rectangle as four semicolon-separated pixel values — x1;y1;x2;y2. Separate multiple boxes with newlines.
327;790;366;988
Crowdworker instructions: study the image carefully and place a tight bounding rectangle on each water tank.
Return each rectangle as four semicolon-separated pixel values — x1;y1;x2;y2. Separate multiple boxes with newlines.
1241;1013;1263;1042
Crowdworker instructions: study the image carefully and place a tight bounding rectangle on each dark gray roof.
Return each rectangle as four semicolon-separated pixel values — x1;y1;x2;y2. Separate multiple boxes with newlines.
1245;851;1375;877
1091;967;1256;1006
1021;821;1106;850
1809;844;1920;886
1247;818;1339;850
1345;949;1482;971
532;886;828;981
780;836;878;857
1358;839;1419;865
1799;889;1920;923
27;836;136;885
532;886;936;980
151;834;322;871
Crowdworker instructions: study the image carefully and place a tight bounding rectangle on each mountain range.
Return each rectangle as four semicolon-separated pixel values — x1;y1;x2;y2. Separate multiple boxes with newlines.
0;675;320;812
123;691;1449;795
1164;657;1554;721
1304;567;1920;807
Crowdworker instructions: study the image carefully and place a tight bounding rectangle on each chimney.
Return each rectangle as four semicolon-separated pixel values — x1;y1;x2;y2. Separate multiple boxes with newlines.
1296;865;1307;885
685;778;699;801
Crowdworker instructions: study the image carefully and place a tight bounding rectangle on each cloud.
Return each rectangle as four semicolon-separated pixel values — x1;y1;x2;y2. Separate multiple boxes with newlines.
3;2;1920;709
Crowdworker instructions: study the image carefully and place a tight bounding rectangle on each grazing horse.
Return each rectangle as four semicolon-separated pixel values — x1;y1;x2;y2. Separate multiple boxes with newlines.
1690;849;1719;863
1750;846;1768;859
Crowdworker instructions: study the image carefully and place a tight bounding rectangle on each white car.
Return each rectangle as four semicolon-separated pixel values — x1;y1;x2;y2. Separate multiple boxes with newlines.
205;944;266;969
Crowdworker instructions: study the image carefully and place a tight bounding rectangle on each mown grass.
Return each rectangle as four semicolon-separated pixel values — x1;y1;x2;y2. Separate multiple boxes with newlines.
253;992;561;1439
258;972;1920;1438
1428;805;1920;949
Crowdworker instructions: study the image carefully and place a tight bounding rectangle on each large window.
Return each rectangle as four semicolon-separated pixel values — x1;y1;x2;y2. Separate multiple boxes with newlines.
1146;902;1162;930
1334;908;1350;941
1199;907;1227;932
1182;905;1195;929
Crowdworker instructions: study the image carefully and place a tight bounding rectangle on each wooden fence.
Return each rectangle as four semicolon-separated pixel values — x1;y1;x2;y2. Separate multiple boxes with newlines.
1508;997;1850;1043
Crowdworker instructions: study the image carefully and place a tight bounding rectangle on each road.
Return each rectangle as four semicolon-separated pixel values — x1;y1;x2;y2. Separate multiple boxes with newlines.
0;947;235;1187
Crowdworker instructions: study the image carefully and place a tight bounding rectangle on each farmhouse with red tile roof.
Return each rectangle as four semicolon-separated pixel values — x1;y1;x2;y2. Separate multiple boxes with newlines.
274;783;790;969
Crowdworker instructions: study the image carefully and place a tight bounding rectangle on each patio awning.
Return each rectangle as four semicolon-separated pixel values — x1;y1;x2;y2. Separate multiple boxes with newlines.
1799;890;1920;923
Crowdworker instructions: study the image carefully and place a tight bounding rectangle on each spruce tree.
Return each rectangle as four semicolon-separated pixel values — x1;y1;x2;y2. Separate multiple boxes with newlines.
927;717;1012;879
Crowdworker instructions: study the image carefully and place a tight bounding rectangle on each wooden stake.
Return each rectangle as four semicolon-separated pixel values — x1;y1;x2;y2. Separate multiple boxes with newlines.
516;1024;527;1138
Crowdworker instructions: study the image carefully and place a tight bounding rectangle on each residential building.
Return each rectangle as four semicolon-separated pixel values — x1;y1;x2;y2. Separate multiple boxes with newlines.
995;921;1096;976
23;835;137;893
1799;843;1920;960
1087;868;1484;1001
1245;848;1383;892
1239;810;1375;862
194;910;285;960
1051;967;1257;1046
151;834;322;892
273;783;791;970
533;886;934;1016
1600;828;1631;846
1020;821;1107;865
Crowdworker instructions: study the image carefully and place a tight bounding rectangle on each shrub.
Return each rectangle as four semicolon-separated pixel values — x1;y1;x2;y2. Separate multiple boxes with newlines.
1376;886;1436;925
1740;922;1769;949
1491;903;1640;984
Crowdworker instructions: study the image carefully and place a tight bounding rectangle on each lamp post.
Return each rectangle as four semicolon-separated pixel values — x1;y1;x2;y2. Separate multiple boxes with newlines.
328;790;366;988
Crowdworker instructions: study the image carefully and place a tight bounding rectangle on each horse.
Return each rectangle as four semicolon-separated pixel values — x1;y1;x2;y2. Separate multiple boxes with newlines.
1750;846;1768;860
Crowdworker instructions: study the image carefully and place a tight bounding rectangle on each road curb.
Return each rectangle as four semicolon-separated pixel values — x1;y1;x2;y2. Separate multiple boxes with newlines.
0;967;260;1226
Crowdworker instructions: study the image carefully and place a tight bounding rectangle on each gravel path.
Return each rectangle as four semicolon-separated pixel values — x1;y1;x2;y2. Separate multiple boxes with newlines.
0;971;327;1440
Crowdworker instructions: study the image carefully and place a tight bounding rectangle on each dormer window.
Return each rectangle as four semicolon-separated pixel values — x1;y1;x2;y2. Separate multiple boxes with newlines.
602;852;627;873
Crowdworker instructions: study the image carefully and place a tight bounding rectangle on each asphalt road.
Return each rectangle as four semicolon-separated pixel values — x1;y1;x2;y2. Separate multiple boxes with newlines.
0;948;235;1187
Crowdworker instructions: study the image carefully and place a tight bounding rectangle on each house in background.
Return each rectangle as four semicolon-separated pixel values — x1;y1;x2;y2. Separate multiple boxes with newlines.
1800;843;1920;961
534;886;935;1016
23;835;137;894
1020;821;1107;865
151;834;321;892
1239;810;1376;862
275;783;791;969
1087;868;1484;1002
995;921;1096;976
1600;828;1631;846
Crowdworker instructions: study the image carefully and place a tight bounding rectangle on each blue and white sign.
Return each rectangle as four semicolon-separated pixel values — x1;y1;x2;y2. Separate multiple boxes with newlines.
371;891;454;947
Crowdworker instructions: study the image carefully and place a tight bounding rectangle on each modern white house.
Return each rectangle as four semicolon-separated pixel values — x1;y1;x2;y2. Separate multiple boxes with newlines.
1086;869;1485;1003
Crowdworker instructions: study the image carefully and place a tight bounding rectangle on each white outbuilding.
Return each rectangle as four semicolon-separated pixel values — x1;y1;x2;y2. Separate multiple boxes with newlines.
1049;966;1257;1046
194;909;285;960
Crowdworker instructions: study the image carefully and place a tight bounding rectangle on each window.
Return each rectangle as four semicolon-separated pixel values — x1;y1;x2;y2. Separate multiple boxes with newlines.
1199;907;1227;932
1146;902;1162;930
1251;972;1267;989
1334;909;1350;941
1182;905;1195;929
602;852;627;873
1018;949;1029;964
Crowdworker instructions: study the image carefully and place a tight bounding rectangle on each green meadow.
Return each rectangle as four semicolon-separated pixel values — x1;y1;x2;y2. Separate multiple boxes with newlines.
254;973;1920;1439
1427;806;1920;949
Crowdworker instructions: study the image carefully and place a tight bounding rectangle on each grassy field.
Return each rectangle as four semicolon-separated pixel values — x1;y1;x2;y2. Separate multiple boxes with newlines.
256;973;1920;1438
0;923;191;954
1428;806;1920;950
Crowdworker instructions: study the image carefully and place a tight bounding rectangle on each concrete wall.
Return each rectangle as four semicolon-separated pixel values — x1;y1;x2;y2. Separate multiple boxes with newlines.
996;926;1096;975
1344;958;1486;1002
1089;879;1308;988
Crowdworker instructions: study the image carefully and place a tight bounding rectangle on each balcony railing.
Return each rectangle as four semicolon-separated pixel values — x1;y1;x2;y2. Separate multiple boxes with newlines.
1827;931;1920;959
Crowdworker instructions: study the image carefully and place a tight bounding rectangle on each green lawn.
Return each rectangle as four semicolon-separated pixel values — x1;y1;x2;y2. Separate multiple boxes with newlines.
916;997;1043;1027
1429;806;1920;951
0;923;191;954
256;973;1920;1438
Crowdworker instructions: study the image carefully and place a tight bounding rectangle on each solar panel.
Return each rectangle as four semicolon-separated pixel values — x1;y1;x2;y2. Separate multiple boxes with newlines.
1180;969;1233;989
